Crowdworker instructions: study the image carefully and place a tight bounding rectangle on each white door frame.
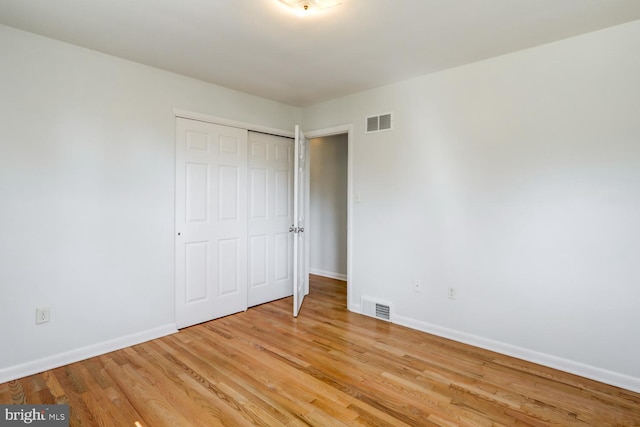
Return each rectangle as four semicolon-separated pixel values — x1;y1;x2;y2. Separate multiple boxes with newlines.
305;124;354;312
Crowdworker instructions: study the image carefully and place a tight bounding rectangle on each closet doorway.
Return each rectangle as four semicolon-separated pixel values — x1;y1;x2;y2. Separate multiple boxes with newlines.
175;117;299;328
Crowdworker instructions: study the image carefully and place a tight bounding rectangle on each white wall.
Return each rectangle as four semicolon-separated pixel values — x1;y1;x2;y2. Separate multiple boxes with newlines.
309;135;348;279
302;21;640;391
0;24;298;381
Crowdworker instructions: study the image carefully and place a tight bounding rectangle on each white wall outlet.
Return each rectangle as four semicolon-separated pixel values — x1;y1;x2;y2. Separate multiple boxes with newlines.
36;306;50;324
414;280;422;293
448;288;457;300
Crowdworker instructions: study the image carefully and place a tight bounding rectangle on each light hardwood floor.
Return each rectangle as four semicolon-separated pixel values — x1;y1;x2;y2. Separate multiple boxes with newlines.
1;275;639;426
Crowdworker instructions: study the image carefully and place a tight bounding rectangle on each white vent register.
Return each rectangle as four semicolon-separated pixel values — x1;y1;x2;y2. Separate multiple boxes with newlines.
361;297;392;322
366;113;393;133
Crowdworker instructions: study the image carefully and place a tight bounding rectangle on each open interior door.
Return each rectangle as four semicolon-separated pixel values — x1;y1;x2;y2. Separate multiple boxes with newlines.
292;125;309;317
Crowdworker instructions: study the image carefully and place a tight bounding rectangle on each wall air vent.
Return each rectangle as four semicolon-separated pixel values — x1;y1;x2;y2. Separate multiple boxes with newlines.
361;297;392;322
366;113;393;133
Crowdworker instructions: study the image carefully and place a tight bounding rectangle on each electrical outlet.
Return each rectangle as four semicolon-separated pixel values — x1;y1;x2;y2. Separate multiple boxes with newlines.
448;288;457;300
414;280;422;293
36;307;50;324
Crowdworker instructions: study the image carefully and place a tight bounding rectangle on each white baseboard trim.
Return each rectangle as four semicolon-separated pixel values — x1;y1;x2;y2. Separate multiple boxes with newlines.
0;324;178;384
392;315;640;393
309;268;347;281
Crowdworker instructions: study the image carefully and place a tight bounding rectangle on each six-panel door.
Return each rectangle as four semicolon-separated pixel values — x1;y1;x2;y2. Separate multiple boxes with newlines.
247;131;294;307
175;119;248;328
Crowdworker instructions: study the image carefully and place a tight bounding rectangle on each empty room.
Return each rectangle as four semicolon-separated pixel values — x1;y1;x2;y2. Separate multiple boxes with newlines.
1;1;639;425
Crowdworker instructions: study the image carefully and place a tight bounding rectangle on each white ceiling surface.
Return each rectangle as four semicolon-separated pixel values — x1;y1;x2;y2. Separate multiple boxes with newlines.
1;1;640;106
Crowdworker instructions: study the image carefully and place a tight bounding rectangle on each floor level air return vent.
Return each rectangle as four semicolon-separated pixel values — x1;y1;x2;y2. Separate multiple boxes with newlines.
361;297;392;322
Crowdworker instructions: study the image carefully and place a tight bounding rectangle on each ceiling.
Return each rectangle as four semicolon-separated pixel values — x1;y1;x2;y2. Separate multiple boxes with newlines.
1;0;639;107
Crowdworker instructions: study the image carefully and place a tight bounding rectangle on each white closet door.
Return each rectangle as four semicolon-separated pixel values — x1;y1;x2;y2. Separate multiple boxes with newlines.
175;118;248;328
247;132;294;307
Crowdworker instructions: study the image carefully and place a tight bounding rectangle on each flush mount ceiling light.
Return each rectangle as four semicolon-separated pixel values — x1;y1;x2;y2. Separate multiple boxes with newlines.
279;0;342;16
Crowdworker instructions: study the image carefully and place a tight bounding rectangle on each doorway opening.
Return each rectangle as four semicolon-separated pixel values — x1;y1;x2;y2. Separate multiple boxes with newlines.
306;125;353;311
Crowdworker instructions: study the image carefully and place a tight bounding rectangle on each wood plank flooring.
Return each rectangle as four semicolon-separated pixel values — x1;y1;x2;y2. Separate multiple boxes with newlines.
1;275;639;426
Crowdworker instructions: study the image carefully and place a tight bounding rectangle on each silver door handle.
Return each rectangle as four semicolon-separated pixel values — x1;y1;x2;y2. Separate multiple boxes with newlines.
298;227;304;233
289;225;296;233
